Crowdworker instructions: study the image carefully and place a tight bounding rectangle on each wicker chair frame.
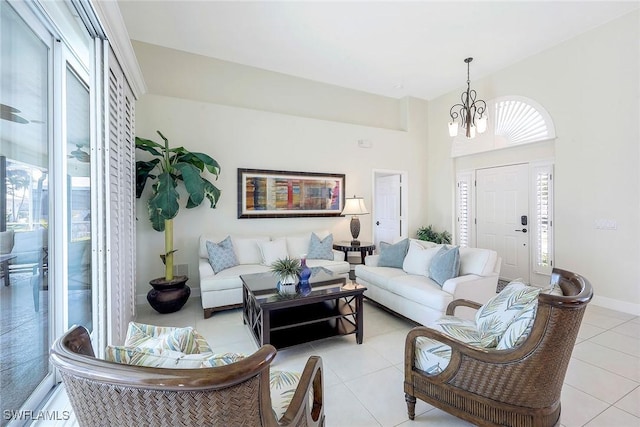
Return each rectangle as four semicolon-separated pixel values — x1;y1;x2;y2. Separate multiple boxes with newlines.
51;326;324;427
404;268;593;427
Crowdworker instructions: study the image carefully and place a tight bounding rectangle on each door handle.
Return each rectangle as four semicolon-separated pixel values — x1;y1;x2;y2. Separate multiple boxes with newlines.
376;221;380;226
515;228;528;233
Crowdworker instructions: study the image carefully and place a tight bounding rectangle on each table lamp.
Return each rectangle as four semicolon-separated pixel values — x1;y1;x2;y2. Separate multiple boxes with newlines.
341;196;369;246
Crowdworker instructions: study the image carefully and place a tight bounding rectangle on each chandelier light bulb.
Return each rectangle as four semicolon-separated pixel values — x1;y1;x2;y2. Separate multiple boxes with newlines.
477;115;488;134
448;121;459;137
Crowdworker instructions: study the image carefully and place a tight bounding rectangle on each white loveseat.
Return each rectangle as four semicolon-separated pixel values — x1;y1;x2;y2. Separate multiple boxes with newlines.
354;239;501;326
198;231;350;318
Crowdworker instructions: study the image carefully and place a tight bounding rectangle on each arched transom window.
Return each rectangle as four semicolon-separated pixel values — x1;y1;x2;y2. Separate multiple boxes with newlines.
451;95;556;157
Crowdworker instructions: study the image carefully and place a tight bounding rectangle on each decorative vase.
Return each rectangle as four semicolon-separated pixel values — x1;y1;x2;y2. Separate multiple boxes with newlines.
147;275;191;314
298;256;312;296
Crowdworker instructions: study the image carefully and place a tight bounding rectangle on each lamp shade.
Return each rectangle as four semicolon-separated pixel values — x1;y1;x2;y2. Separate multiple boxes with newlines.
341;197;369;216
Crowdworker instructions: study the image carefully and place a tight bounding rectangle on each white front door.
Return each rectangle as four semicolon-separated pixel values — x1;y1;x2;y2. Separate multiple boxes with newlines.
373;174;401;248
476;164;530;281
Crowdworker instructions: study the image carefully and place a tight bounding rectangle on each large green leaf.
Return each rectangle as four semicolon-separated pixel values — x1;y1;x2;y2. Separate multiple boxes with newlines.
147;172;179;231
174;162;205;207
135;137;163;157
203;179;221;208
190;152;221;175
135;159;160;198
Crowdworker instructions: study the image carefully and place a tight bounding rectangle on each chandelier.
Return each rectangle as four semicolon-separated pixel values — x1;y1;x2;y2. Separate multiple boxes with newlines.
448;57;487;139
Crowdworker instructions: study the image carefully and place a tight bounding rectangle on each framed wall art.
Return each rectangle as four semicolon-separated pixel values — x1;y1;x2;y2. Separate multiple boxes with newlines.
237;168;345;218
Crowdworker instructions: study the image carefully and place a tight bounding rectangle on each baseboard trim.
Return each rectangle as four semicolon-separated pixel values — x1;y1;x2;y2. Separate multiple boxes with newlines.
591;295;640;316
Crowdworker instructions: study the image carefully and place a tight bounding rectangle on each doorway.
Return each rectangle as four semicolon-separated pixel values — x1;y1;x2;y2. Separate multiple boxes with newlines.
476;164;530;281
372;170;407;249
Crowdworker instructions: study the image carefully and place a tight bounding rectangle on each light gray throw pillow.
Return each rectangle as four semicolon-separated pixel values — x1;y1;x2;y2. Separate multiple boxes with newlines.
307;233;334;260
428;245;460;286
378;238;409;268
206;236;239;274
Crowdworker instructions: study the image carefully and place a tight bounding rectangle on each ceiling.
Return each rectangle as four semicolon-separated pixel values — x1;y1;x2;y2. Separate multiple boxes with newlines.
116;1;639;101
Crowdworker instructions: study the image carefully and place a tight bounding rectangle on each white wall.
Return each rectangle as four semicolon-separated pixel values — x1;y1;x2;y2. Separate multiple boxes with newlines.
133;42;429;299
426;11;640;314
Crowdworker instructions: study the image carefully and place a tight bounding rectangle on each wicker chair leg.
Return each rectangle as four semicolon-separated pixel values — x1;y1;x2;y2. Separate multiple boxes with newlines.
405;393;416;420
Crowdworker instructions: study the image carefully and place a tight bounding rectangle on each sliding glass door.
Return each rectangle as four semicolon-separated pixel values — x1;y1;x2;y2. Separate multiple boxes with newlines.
0;1;52;423
1;0;96;422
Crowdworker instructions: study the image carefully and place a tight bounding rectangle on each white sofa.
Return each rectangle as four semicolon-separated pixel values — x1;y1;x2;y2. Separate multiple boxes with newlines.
198;232;350;318
354;239;501;326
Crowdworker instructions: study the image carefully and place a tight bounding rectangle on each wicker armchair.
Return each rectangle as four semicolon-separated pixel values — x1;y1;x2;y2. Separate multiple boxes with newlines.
51;325;324;427
404;268;593;427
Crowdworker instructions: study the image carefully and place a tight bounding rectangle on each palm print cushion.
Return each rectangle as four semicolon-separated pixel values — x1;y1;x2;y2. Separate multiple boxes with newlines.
270;370;303;420
414;280;559;374
475;281;541;347
123;321;213;354
414;315;481;374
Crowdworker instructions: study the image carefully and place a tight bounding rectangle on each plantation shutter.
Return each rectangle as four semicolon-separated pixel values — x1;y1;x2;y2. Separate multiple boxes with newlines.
456;172;473;247
533;164;553;274
106;46;136;345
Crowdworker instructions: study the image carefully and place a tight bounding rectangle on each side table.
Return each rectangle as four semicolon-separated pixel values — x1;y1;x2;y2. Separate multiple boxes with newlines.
333;241;375;265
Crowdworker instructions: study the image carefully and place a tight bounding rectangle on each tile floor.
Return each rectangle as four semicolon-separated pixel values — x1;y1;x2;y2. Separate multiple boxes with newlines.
41;296;639;427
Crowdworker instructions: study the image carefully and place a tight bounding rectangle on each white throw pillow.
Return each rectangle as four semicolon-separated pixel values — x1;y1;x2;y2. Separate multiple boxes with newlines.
402;241;441;276
232;237;269;265
285;233;311;259
259;238;288;265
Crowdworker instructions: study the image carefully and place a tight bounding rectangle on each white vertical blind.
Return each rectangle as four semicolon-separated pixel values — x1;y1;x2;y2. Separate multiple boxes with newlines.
456;172;473;247
533;164;553;274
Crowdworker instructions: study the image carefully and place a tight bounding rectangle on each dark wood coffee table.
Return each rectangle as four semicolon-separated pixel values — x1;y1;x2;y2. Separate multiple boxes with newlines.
241;268;366;349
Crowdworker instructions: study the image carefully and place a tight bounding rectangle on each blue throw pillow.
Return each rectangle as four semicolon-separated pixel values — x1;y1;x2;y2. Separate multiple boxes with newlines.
378;238;409;268
206;236;239;274
428;245;460;286
307;233;334;260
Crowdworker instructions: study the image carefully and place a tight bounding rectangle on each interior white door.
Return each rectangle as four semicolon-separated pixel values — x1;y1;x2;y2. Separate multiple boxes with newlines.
374;174;401;248
476;164;530;281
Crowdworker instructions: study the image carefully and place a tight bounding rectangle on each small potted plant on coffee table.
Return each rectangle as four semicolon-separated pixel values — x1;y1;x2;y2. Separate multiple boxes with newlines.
270;257;301;295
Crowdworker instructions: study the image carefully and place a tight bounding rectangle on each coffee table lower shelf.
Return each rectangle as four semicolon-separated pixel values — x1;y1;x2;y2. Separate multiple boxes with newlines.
244;294;363;349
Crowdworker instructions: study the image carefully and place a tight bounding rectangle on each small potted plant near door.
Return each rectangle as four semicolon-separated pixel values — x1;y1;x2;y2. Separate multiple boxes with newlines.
270;257;301;295
136;131;221;313
417;225;452;244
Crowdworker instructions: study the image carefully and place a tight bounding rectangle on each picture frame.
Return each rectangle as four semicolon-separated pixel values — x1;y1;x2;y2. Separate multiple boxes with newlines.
238;168;345;218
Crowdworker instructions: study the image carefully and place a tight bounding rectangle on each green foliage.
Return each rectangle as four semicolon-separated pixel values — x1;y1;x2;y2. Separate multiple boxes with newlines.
416;225;452;244
136;131;221;232
270;257;301;278
136;130;221;280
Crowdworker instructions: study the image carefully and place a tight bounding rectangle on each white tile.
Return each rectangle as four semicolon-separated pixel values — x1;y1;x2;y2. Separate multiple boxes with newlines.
587;305;637;322
364;311;413;339
395;408;475;426
315;343;392;382
614;386;640;417
194;318;255;346
584;405;640;427
564;358;638;404
559;384;609;427
590;330;640;357
582;311;629;330
362;329;409;365
345;366;431;427
611;320;640;340
323;383;381;427
577;323;607;340
572;341;640;382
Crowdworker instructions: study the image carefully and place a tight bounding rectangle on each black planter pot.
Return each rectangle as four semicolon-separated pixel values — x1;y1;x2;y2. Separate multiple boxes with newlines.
147;275;191;314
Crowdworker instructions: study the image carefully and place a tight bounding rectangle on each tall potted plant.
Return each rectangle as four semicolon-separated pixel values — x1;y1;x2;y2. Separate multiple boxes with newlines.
136;130;221;313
